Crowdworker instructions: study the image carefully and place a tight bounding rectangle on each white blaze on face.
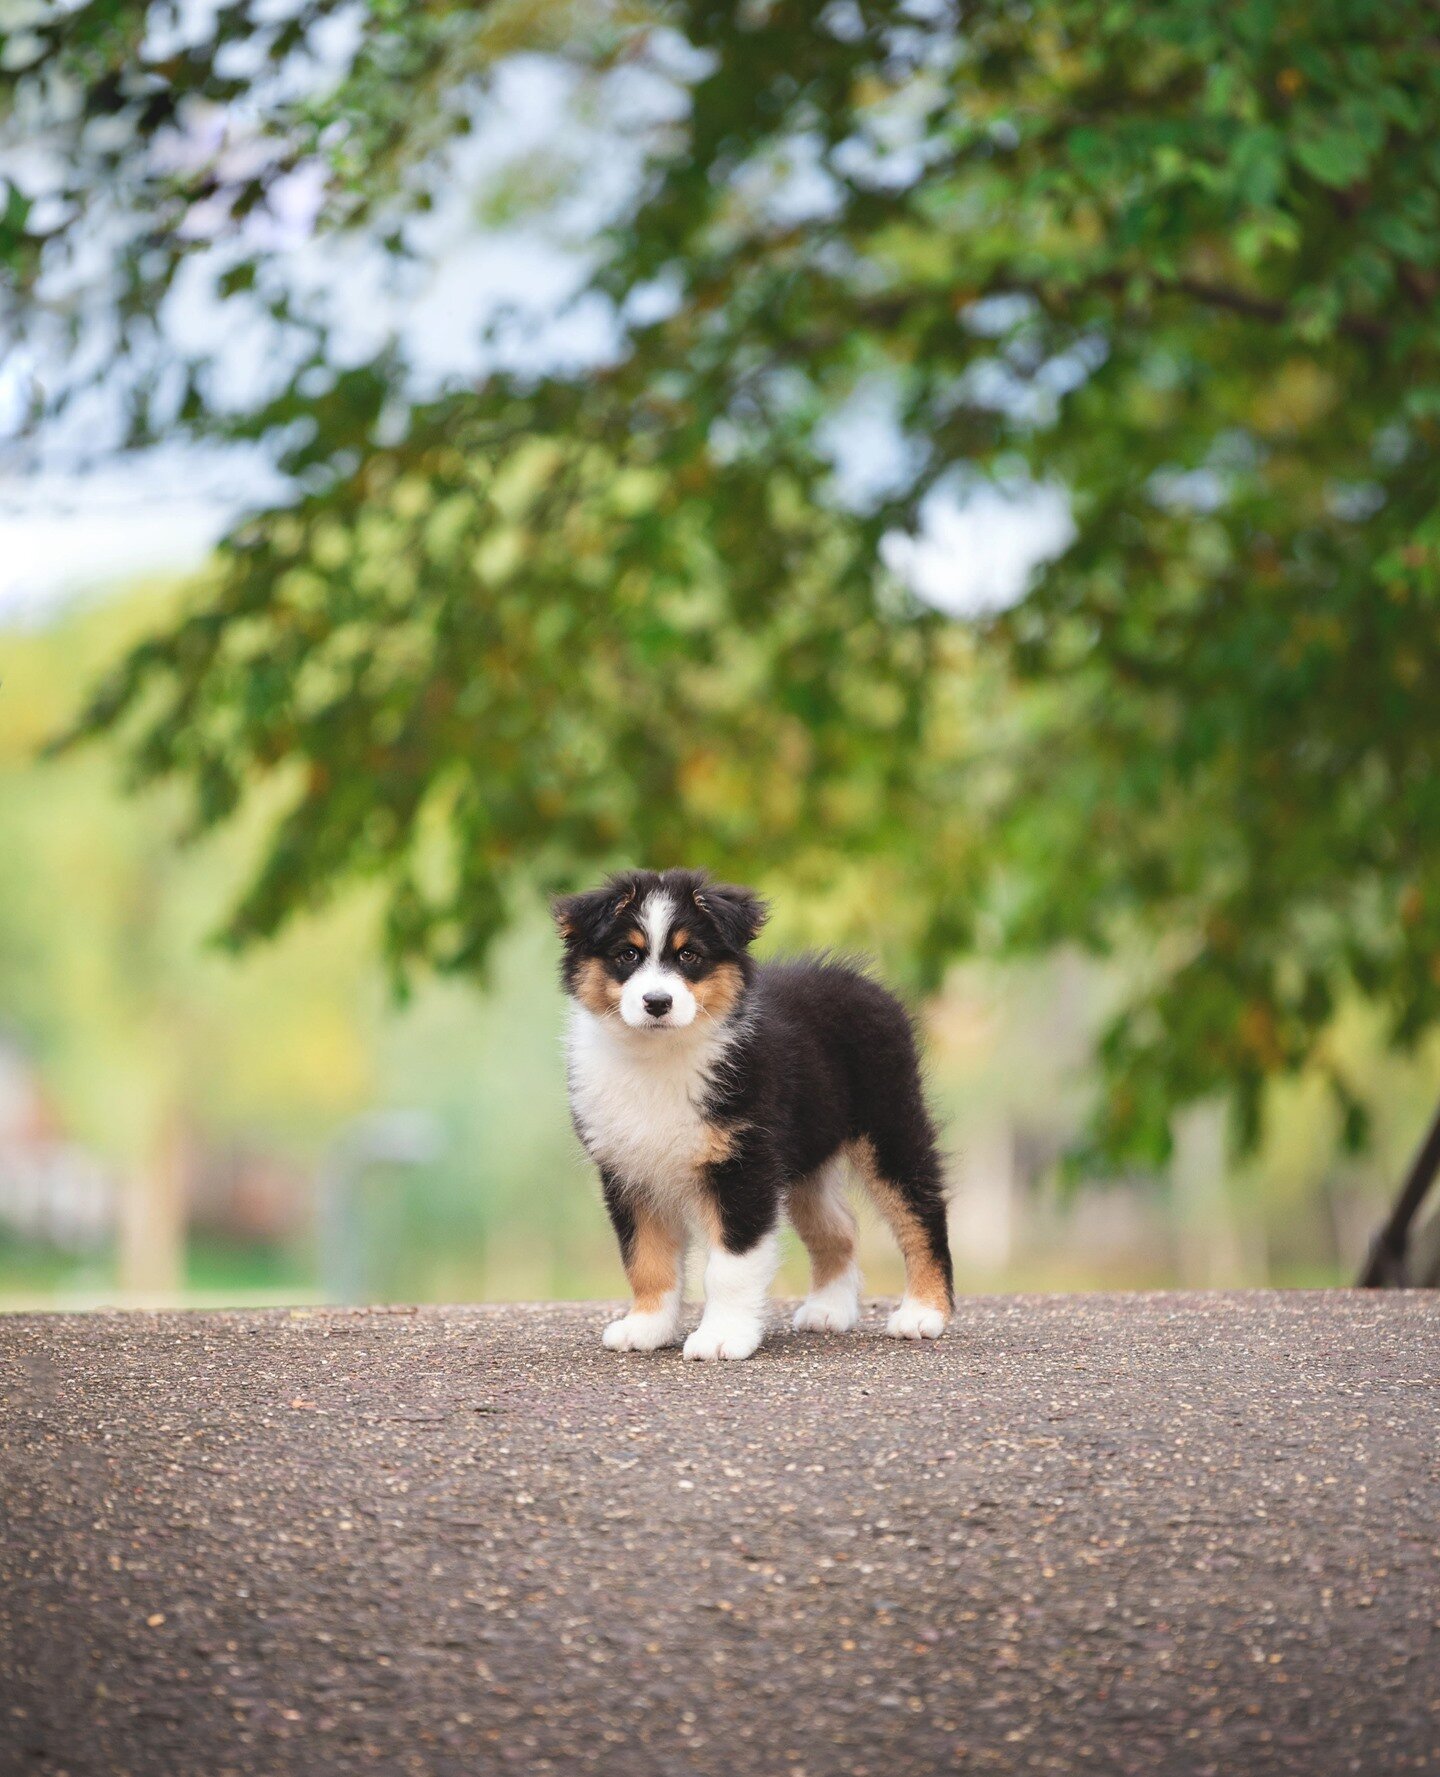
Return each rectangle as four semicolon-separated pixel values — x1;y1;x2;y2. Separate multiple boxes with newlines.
619;891;698;1029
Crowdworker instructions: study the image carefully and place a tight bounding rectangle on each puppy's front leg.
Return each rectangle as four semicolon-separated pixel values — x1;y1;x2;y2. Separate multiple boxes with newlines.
683;1160;780;1361
682;1235;779;1361
600;1171;685;1352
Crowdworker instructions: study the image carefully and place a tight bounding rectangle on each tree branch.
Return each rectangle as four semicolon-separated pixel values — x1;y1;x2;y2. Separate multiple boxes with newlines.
1166;276;1390;344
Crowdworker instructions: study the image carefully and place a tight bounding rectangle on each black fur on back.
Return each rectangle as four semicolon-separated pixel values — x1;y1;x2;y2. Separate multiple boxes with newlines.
702;956;952;1293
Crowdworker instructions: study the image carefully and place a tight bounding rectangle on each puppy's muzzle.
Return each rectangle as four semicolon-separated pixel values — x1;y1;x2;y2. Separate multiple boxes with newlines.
642;991;673;1020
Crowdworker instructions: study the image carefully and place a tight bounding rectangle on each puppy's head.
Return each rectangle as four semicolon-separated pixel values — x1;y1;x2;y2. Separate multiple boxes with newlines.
554;869;767;1032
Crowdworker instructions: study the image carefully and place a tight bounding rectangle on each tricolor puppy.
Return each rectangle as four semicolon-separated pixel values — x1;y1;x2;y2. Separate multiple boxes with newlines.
555;868;954;1360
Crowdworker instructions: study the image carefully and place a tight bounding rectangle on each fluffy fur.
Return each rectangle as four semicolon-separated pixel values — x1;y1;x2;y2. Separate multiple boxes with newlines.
555;868;954;1360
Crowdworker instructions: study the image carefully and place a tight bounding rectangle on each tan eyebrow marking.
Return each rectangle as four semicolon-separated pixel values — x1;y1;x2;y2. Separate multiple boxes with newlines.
670;927;690;951
625;928;646;949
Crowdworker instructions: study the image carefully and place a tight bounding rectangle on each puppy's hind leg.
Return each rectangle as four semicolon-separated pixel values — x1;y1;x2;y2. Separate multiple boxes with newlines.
789;1156;861;1333
849;1134;954;1341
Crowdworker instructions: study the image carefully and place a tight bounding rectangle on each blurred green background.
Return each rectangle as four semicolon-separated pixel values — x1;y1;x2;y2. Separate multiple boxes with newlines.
2;579;1430;1307
2;1;1437;1307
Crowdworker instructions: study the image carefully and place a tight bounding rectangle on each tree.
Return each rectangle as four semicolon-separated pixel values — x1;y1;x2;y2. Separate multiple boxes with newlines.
4;0;1438;1168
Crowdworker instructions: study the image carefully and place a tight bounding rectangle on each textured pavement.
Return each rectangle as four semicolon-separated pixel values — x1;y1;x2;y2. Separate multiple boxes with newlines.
2;1293;1437;1776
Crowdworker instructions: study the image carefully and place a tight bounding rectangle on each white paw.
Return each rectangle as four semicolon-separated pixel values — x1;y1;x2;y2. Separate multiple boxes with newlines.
602;1309;680;1352
886;1299;948;1341
682;1313;764;1362
792;1273;861;1333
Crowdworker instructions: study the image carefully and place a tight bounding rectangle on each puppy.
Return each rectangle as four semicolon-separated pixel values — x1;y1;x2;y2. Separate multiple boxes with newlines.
554;868;954;1360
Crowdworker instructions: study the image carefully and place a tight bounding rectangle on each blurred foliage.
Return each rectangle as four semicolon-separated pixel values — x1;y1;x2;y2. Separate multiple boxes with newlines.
0;591;375;1163
6;591;1440;1305
4;1;1439;1168
0;595;612;1298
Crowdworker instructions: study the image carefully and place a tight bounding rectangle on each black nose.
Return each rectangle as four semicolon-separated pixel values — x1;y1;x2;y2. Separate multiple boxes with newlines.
642;992;673;1018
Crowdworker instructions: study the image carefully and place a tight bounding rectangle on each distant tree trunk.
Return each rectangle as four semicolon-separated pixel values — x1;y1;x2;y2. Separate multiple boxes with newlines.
118;1112;187;1299
950;1121;1016;1276
1359;1096;1440;1286
1171;1101;1247;1287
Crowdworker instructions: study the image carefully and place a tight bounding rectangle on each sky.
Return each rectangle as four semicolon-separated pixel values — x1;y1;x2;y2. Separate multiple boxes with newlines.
0;457;244;621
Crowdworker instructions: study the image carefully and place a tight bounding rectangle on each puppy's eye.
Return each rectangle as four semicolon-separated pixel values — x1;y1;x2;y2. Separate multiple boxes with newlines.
677;946;699;964
616;945;640;964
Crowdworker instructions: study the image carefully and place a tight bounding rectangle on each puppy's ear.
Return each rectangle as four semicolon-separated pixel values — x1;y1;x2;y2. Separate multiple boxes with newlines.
552;877;637;943
552;885;611;943
551;894;582;941
695;882;769;950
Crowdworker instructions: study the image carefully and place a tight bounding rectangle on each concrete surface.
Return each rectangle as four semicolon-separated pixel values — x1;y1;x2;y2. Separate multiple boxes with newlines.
2;1293;1437;1776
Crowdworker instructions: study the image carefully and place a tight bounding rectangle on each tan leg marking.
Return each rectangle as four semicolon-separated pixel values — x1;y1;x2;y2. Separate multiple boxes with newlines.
848;1138;951;1315
693;1193;726;1252
625;1202;685;1314
789;1167;858;1291
697;1120;748;1168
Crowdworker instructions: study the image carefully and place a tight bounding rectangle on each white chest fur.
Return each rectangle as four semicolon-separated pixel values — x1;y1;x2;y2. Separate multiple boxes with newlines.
566;1009;735;1208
